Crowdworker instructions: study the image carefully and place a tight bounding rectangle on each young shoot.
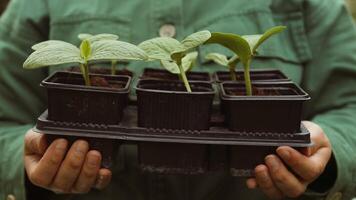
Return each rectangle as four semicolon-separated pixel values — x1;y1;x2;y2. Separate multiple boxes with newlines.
205;53;239;81
205;26;286;95
138;30;211;92
24;33;148;86
78;33;122;75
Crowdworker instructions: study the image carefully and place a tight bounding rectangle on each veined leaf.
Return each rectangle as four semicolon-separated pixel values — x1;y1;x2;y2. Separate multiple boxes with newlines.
180;30;211;52
89;40;148;61
161;60;180;74
23;44;83;69
138;37;183;60
228;55;240;66
251;26;286;53
80;40;92;61
205;53;229;66
242;35;261;54
78;33;119;43
32;40;76;51
182;51;198;72
161;52;198;74
206;32;251;65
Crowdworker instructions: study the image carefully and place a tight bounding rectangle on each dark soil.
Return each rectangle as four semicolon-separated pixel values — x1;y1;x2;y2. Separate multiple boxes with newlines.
140;81;213;92
53;74;125;89
226;86;297;96
90;77;124;89
68;66;133;77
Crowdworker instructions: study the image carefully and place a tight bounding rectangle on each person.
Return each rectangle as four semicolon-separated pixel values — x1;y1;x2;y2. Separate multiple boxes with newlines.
0;0;355;199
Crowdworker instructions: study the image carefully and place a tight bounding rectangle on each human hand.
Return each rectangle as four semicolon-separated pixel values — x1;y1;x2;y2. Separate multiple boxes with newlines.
246;121;332;199
24;129;112;194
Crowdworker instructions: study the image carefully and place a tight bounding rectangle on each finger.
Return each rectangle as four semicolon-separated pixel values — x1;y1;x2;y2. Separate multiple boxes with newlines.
254;165;284;199
27;138;68;188
24;130;48;155
72;150;102;193
277;146;331;182
246;178;258;189
265;155;307;198
302;121;331;153
94;168;112;190
51;140;89;193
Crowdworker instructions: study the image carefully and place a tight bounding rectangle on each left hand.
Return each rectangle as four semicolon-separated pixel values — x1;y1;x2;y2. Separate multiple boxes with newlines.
246;121;332;199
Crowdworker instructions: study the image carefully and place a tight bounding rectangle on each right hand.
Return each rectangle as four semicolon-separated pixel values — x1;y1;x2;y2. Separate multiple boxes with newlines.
24;129;112;194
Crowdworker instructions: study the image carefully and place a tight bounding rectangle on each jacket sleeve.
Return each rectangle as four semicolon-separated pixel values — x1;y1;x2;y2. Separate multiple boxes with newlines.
0;0;48;199
302;0;356;199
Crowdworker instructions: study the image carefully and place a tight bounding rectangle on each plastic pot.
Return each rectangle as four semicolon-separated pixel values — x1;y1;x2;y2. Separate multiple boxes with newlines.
220;81;310;133
42;71;131;124
136;79;215;174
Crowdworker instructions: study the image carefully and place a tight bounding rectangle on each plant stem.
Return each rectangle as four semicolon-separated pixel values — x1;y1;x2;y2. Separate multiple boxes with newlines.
80;63;91;86
178;63;192;92
243;60;252;96
228;64;237;81
111;60;117;75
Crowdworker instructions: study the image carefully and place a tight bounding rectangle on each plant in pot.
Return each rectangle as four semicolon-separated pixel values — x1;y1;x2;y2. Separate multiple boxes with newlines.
205;26;287;93
68;33;134;77
23;34;148;124
136;30;214;174
205;26;311;174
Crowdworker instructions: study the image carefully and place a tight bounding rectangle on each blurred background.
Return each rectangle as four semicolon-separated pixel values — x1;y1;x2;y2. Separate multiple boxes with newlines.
1;0;356;18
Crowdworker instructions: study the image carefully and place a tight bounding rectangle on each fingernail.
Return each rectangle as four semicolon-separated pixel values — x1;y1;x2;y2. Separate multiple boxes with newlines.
75;141;87;156
266;156;279;172
88;154;100;167
55;139;67;153
279;150;290;161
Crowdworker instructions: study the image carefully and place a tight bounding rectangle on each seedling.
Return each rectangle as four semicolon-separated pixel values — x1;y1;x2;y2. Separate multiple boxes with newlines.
78;33;122;75
24;33;148;86
138;30;211;92
205;53;239;81
205;26;286;95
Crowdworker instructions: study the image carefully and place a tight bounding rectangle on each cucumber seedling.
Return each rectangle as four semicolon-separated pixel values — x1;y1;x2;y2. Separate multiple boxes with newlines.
205;26;286;95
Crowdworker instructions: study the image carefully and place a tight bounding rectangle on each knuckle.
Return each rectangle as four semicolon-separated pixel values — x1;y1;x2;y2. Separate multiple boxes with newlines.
307;164;324;180
48;155;62;166
68;158;83;170
83;168;97;179
273;172;287;184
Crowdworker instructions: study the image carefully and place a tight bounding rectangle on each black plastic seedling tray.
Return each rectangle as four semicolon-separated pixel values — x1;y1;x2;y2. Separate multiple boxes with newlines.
34;106;312;176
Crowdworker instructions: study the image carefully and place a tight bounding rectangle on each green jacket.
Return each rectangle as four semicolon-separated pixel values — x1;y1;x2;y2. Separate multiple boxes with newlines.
1;0;356;199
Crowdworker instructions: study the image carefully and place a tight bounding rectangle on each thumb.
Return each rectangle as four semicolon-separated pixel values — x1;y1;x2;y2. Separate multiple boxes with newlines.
24;129;48;156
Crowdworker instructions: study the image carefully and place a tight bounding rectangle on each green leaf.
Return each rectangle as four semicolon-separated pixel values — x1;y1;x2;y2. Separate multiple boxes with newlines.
32;40;72;50
23;42;83;69
138;37;183;60
182;51;198;71
206;32;251;65
89;40;148;61
241;35;262;53
205;53;229;66
228;55;240;65
161;52;198;74
78;33;119;43
161;60;180;74
251;26;286;53
180;30;211;52
80;40;92;60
